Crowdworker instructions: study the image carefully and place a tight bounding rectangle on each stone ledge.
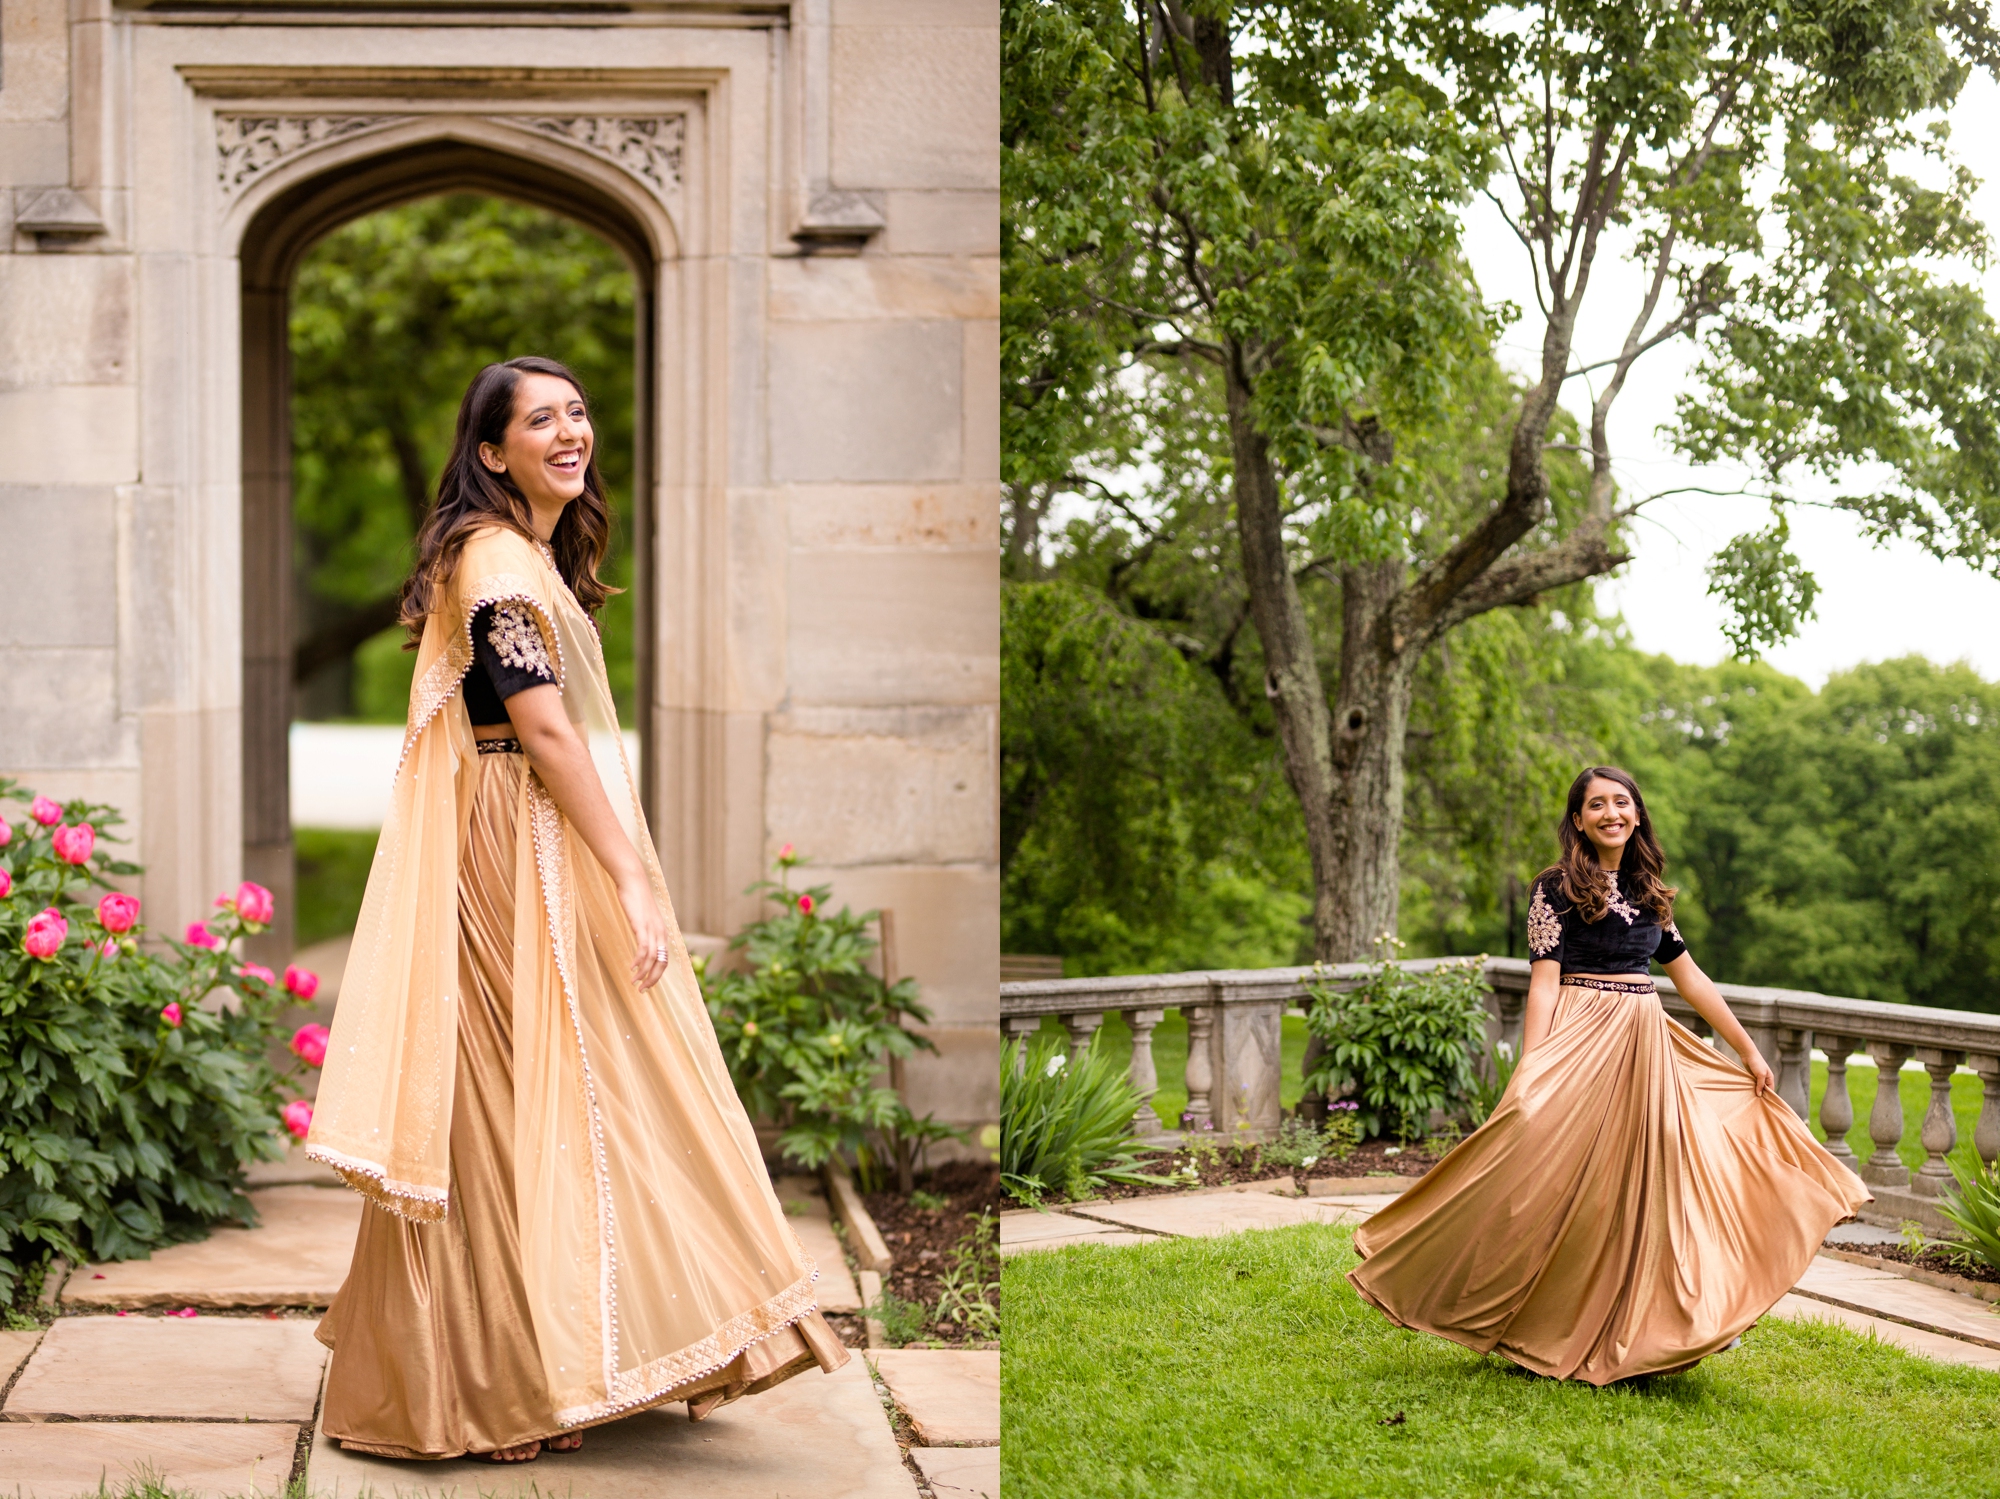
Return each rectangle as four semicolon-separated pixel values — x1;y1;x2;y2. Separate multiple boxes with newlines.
1819;1246;2000;1306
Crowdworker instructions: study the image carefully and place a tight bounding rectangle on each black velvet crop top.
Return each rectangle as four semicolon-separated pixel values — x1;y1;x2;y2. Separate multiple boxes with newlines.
463;601;558;727
1527;869;1687;975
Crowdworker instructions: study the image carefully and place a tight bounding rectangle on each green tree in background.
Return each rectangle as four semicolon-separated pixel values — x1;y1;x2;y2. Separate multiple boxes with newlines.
290;194;637;722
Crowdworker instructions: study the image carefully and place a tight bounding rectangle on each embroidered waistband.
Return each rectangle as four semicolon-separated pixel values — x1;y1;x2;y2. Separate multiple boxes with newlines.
476;737;524;756
1560;975;1656;995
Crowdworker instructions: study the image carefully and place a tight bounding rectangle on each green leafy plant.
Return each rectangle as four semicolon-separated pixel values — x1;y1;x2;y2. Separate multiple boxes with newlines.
1465;1039;1521;1128
0;781;324;1304
933;1209;1000;1341
1000;1031;1168;1204
865;1287;932;1348
1303;951;1492;1141
1259;1112;1360;1171
908;1189;951;1213
1936;1156;2000;1275
702;847;958;1190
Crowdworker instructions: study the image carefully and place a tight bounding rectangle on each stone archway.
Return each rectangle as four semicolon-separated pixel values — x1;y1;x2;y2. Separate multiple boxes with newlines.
234;132;668;956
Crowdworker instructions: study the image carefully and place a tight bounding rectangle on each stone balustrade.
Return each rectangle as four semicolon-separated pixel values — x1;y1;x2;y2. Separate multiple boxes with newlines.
1000;957;2000;1233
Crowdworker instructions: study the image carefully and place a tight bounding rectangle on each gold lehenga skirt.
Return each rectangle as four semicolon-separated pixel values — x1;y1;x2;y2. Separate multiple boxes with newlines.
1347;976;1871;1386
315;751;844;1460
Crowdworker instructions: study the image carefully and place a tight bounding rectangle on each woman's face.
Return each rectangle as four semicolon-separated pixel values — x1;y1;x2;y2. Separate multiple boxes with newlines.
477;372;593;516
1574;777;1638;860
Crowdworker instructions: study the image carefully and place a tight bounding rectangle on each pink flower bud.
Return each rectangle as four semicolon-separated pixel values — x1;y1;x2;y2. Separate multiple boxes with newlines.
778;842;795;861
28;796;60;827
183;922;222;951
236;962;277;987
281;1099;314;1140
51;823;95;865
22;908;66;959
161;1002;183;1028
232;881;275;926
290;1023;330;1068
0;821;11;846
0;870;11;899
797;894;814;916
101;938;119;959
97;892;140;933
283;965;320;1001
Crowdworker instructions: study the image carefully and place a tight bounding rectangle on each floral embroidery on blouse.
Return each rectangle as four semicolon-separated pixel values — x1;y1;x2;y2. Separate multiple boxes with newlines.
1527;882;1562;958
487;602;556;681
1603;876;1640;925
1665;920;1682;944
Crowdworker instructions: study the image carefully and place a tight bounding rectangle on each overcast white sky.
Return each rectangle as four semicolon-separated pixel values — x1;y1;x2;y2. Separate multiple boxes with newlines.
1462;72;2000;687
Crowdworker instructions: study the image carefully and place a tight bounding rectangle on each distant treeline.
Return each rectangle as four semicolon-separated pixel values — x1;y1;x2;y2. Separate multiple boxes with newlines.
1004;579;2000;1015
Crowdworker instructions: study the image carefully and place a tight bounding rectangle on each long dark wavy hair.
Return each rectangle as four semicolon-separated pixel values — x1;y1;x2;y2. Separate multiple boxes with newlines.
398;355;614;637
1539;765;1677;924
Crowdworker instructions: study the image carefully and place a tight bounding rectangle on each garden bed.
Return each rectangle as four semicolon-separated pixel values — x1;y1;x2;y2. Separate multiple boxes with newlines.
1821;1243;2000;1302
1034;1135;1440;1205
862;1159;1003;1347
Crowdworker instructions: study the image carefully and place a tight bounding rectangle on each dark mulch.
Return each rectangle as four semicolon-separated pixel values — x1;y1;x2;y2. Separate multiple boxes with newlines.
1846;1240;2000;1289
1034;1137;1440;1205
821;1312;870;1349
862;1159;1003;1348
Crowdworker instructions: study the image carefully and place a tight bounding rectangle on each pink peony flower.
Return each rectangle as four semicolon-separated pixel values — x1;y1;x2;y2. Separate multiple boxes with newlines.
290;1023;330;1068
283;965;319;1001
51;823;94;865
28;796;60;827
797;893;814;916
0;821;11;846
183;922;221;951
281;1100;313;1140
236;962;277;987
97;892;140;933
0;869;11;899
23;908;67;959
232;881;275;925
161;1002;183;1028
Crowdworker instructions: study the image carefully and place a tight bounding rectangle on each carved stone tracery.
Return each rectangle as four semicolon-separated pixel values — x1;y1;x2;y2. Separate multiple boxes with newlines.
216;116;408;197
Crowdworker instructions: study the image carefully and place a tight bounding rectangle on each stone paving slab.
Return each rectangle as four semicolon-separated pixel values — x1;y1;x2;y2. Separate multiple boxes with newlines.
1000;1228;1157;1258
1067;1192;1358;1238
246;1141;345;1189
868;1350;998;1446
5;1315;327;1421
776;1175;862;1313
1795;1255;2000;1350
0;1330;42;1388
308;1358;913;1497
0;1422;301;1497
63;1186;362;1309
1305;1176;1414;1197
998;1209;1127;1246
1765;1293;2000;1372
911;1444;1000;1499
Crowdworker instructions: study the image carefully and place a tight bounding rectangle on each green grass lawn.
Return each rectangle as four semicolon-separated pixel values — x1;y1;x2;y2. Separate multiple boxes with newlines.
1004;1223;2000;1498
293;826;380;948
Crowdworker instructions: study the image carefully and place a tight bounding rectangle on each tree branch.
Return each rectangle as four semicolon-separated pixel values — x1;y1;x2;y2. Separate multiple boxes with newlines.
294;594;403;684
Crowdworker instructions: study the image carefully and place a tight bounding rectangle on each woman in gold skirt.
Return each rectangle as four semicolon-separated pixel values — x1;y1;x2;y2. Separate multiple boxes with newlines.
1348;765;1869;1385
307;358;846;1461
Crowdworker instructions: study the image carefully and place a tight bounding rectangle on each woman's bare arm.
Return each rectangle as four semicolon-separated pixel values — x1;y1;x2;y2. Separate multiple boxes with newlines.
503;682;670;991
1521;959;1562;1058
1660;952;1774;1096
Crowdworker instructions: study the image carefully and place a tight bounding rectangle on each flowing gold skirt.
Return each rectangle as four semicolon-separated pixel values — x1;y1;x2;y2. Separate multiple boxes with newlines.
1347;977;1871;1385
316;752;845;1460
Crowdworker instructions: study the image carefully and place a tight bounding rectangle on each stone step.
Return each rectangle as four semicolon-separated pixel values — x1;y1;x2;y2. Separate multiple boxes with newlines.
1765;1293;2000;1372
3;1315;327;1423
776;1174;863;1313
1795;1253;2000;1351
912;1443;1001;1499
868;1349;998;1446
0;1423;300;1498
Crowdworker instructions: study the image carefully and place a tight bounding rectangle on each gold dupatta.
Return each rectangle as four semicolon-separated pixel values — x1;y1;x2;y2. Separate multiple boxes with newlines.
308;526;823;1427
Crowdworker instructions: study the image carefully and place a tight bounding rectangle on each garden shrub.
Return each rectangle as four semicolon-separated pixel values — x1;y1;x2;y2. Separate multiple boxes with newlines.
1258;1109;1361;1170
1303;949;1492;1140
1465;1037;1521;1127
0;782;325;1303
1939;1154;2000;1273
702;847;956;1189
1000;1030;1166;1202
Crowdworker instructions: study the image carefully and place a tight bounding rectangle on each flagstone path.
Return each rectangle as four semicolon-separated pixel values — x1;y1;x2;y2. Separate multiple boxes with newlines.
0;1173;993;1497
1000;1187;2000;1374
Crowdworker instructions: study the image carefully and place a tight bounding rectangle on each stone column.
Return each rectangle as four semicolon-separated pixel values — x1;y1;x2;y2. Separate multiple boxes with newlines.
1212;998;1283;1138
1863;1041;1913;1189
1969;1053;2000;1170
1912;1047;1965;1197
1061;1011;1104;1062
1124;1008;1165;1137
1818;1037;1859;1168
1003;1016;1041;1077
1496;986;1526;1060
1181;1005;1215;1132
1777;1028;1811;1120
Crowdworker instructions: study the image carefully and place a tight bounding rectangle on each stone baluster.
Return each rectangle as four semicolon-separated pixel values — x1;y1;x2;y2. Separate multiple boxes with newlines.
1124;1008;1166;1136
1912;1047;1965;1196
1969;1053;2000;1170
1062;1011;1105;1062
1818;1037;1859;1167
1181;1005;1215;1131
1777;1028;1811;1120
1003;1015;1042;1077
1863;1040;1913;1189
1496;987;1526;1061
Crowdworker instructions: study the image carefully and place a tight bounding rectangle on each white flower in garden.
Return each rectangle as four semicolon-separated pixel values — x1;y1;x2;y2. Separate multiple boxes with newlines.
1044;1051;1066;1077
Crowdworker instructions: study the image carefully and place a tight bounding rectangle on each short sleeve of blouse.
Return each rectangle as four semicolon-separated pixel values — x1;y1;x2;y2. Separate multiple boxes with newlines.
472;601;557;701
1653;918;1687;967
1527;878;1566;964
